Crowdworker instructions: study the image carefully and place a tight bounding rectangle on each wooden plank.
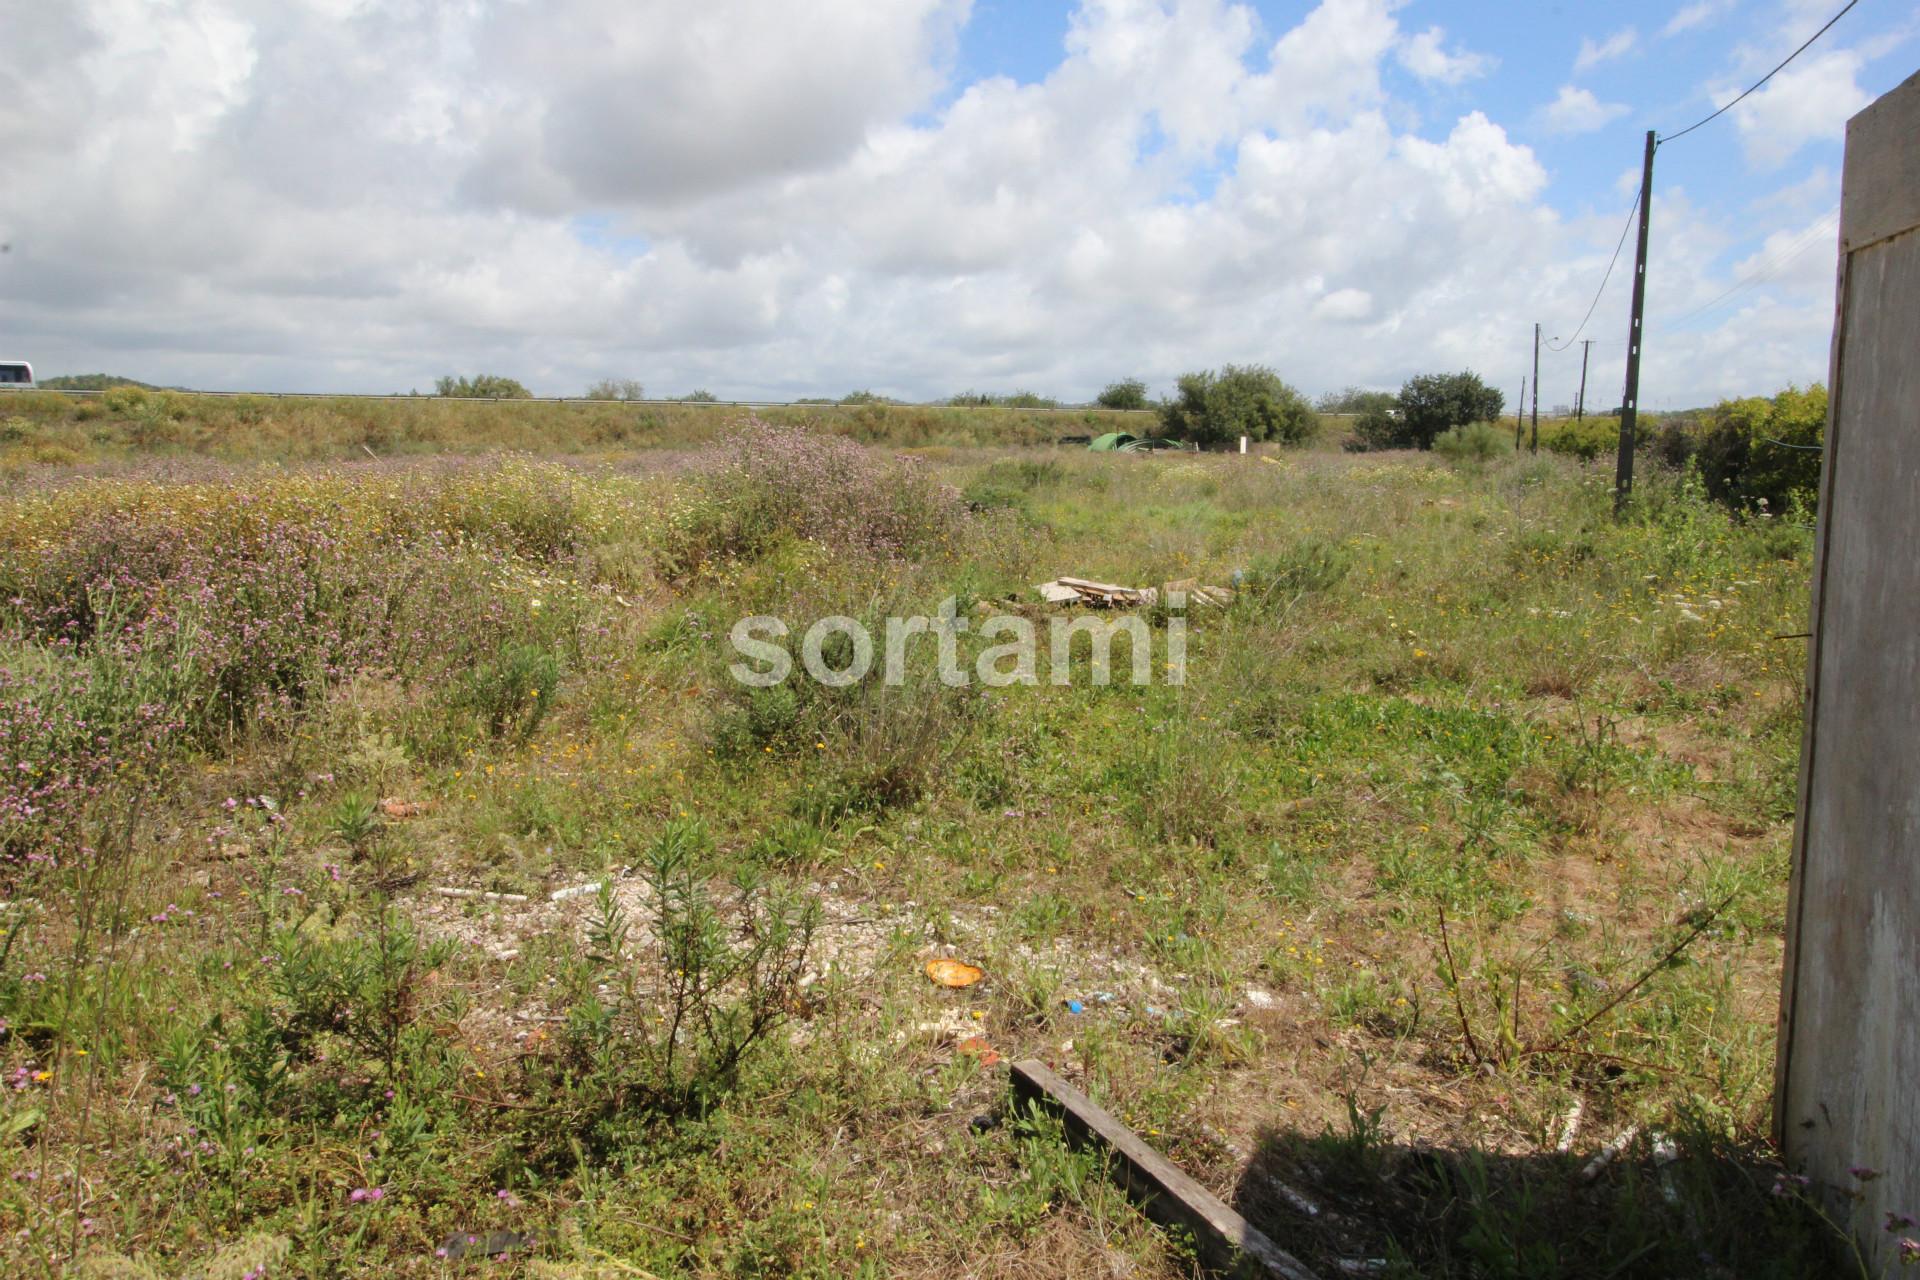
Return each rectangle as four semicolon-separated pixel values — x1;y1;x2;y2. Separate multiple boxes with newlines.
1775;67;1920;1278
1840;68;1920;253
1011;1059;1323;1280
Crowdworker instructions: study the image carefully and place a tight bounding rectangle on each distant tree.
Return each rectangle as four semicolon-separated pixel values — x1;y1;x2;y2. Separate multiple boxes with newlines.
1315;386;1397;416
839;389;893;405
37;373;159;391
675;390;719;403
1394;371;1504;449
1096;378;1150;410
947;390;1059;409
585;378;645;401
1159;365;1318;448
437;374;532;399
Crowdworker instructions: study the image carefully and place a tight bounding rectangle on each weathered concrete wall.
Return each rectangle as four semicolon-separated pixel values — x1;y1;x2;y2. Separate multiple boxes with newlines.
1775;67;1920;1270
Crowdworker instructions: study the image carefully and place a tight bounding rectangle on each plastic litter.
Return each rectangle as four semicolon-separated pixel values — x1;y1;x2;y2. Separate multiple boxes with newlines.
925;957;985;988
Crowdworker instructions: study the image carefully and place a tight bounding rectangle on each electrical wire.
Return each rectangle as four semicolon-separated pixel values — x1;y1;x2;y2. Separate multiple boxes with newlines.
1658;0;1862;143
1547;185;1642;351
1656;208;1839;332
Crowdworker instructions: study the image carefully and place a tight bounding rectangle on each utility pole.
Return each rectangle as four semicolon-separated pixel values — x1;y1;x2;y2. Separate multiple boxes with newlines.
1515;378;1526;451
1530;323;1540;453
1576;339;1593;420
1617;130;1656;514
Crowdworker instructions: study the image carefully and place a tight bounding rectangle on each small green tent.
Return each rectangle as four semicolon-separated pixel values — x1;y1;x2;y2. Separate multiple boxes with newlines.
1088;432;1136;451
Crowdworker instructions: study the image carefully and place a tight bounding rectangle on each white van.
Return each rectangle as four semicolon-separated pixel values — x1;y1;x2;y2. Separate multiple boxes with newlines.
0;361;33;388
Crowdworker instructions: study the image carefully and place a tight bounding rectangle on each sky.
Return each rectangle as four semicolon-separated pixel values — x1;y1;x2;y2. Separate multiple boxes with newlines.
0;0;1913;410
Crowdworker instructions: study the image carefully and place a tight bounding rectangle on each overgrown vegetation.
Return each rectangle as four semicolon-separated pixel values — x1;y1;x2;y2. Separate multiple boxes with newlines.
1159;364;1319;447
1096;378;1150;410
0;418;1860;1278
1351;370;1505;451
436;374;534;399
0;390;1149;472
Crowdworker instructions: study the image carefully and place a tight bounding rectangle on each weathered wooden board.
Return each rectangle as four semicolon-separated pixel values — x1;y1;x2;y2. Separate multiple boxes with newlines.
1011;1059;1322;1280
1775;67;1920;1277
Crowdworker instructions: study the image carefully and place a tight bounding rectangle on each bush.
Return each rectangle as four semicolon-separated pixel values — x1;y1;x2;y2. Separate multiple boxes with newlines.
676;390;719;403
948;390;1060;409
1348;406;1408;451
659;418;972;572
1693;385;1825;513
1395;371;1505;450
1096;379;1150;410
554;820;818;1118
436;374;532;399
1159;365;1318;448
1649;419;1698;470
1237;537;1353;616
584;378;645;401
1540;417;1625;462
1316;387;1397;415
456;641;560;741
1433;421;1505;465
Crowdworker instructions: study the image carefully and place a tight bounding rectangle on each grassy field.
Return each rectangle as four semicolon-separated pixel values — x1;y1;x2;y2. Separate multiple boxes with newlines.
0;389;1149;472
0;412;1861;1278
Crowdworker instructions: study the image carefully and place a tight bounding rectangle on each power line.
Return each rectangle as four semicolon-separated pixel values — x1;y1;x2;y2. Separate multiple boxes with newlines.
1548;185;1642;351
1656;208;1840;331
1658;0;1862;143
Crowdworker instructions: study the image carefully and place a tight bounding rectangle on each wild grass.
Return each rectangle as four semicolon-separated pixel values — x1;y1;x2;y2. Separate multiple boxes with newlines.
0;389;1146;473
0;424;1872;1278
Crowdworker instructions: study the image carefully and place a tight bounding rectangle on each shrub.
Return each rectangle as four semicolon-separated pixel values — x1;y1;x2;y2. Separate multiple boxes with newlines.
1540;417;1626;462
1159;365;1318;448
1096;378;1150;410
1649;418;1698;470
455;642;560;741
102;384;151;414
584;378;645;401
1317;387;1397;415
435;374;533;399
1433;421;1505;465
1240;537;1352;612
557;821;819;1118
675;390;719;403
660;418;971;571
1395;371;1505;450
947;390;1060;409
1347;405;1407;451
1693;384;1826;513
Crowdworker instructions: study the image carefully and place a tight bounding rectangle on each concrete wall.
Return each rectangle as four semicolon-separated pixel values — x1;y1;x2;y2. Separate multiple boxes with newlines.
1775;67;1920;1270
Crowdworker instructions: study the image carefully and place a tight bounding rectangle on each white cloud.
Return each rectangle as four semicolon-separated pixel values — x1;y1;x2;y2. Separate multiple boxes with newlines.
1397;26;1495;85
1314;288;1375;321
1573;27;1638;73
1540;85;1631;135
0;0;1843;407
1724;48;1871;168
1663;1;1735;38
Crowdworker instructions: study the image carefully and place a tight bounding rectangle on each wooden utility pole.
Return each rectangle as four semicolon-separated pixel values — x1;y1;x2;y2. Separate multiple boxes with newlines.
1576;339;1593;420
1616;130;1656;514
1530;323;1540;453
1515;377;1526;450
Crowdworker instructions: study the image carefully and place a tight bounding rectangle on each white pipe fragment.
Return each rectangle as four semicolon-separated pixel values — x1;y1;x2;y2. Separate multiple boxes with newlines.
432;887;529;904
1580;1124;1640;1182
1556;1100;1584;1153
549;881;603;902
